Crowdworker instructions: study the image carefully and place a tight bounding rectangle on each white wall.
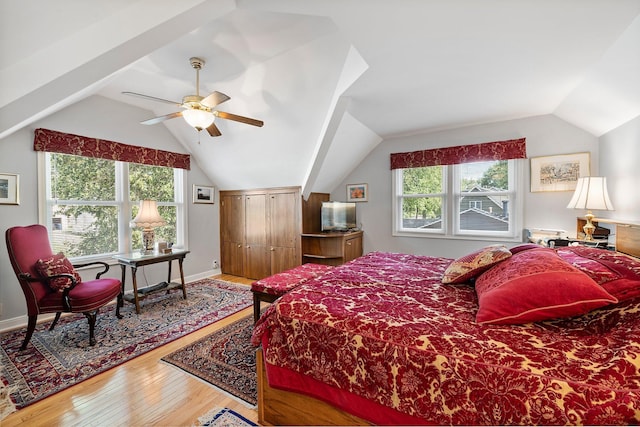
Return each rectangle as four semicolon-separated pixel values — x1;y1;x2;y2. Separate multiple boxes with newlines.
332;114;600;259
0;96;220;324
599;115;640;223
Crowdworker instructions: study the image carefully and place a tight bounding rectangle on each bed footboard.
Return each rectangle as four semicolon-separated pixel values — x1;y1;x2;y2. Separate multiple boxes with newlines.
256;349;370;426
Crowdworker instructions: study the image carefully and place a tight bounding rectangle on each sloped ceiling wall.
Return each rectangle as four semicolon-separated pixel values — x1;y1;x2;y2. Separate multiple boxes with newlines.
2;0;640;196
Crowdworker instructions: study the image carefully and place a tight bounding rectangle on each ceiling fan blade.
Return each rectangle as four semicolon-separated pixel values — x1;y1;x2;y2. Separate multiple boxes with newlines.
122;91;182;106
201;91;231;108
206;122;222;137
140;111;183;125
215;111;264;127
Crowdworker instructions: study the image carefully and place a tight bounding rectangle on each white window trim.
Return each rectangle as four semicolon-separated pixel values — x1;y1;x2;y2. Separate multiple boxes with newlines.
392;159;524;242
37;152;188;264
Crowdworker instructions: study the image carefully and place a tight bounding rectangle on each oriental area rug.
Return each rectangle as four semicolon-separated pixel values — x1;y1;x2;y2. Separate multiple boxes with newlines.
0;279;252;416
162;312;258;406
196;407;257;426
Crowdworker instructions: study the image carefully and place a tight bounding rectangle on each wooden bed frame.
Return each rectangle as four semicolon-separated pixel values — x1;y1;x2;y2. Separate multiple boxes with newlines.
256;219;640;426
256;350;370;426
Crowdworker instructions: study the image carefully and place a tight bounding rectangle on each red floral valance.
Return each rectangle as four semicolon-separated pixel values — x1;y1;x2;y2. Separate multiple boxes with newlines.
390;137;526;169
33;128;190;170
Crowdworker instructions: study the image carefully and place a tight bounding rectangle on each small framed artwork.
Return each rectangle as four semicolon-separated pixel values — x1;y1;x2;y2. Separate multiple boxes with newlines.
0;173;19;205
347;183;368;202
530;152;590;192
193;184;215;204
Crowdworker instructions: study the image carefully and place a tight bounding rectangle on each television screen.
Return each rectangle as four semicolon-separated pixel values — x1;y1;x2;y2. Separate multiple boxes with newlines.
321;201;357;232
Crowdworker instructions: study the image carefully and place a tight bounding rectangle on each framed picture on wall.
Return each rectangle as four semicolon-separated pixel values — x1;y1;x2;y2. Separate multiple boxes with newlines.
0;173;19;205
193;184;215;204
530;152;590;192
347;183;368;202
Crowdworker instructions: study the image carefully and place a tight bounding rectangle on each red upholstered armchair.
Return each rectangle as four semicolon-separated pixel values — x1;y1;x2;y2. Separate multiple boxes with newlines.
6;224;123;350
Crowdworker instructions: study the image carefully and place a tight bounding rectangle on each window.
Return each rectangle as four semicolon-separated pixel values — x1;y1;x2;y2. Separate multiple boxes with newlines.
393;159;523;240
40;152;186;261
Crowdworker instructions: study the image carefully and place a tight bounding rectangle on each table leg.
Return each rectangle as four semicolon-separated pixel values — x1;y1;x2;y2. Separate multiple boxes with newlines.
119;264;126;308
178;257;187;300
166;259;173;294
131;266;141;314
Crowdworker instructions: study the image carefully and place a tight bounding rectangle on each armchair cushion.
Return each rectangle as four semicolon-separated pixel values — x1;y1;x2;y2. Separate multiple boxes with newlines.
35;252;82;292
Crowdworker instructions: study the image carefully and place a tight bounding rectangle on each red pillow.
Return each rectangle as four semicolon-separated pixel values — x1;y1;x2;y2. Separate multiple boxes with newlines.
556;246;640;302
475;248;617;324
509;243;543;254
442;245;512;284
35;253;82;292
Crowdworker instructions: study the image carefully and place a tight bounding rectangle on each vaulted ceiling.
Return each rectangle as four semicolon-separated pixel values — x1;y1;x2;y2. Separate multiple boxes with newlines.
2;0;639;195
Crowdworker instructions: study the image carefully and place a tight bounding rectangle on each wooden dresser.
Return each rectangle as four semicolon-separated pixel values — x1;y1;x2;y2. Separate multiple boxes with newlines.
301;230;363;266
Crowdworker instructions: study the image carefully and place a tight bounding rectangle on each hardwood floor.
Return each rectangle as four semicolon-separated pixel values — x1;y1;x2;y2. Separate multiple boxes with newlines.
2;274;261;427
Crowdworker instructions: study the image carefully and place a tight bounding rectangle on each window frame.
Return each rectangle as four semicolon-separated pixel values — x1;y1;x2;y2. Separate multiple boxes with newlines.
37;152;188;263
392;159;524;242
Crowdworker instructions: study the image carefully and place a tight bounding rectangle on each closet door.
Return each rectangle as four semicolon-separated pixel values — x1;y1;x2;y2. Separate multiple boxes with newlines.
269;191;300;274
245;193;269;279
220;194;245;276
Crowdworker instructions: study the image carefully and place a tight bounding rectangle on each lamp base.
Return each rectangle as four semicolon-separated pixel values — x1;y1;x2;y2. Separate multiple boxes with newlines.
583;211;596;242
142;228;155;252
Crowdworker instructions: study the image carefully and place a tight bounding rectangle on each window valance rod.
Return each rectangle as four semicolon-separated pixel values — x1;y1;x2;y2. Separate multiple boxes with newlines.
33;128;191;170
390;137;526;170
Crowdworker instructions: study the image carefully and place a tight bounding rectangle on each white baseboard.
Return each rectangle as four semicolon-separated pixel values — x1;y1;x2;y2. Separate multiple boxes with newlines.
0;269;223;333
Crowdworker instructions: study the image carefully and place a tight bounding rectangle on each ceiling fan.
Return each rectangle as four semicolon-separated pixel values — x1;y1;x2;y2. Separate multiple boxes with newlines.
123;57;263;137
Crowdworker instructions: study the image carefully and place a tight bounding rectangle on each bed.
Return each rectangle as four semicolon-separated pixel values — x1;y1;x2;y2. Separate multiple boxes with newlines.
252;223;640;425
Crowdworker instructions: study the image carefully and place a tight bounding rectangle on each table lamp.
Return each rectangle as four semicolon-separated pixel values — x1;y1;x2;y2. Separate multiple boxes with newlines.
131;200;166;252
566;177;614;241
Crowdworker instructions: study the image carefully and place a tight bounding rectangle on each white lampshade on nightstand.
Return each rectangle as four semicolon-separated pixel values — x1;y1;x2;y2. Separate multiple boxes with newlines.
131;200;166;252
567;177;614;241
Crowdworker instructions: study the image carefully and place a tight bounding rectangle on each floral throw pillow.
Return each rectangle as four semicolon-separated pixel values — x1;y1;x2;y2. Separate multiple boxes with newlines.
475;248;617;325
442;245;512;284
35;253;82;292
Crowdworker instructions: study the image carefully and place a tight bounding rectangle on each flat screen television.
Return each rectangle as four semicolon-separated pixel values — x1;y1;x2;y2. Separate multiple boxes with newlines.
321;201;357;232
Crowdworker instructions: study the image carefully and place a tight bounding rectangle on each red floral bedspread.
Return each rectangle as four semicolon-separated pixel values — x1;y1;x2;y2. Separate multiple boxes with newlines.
252;251;640;425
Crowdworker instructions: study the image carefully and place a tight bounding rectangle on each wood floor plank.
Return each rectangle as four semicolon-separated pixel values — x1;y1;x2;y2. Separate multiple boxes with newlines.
1;275;260;426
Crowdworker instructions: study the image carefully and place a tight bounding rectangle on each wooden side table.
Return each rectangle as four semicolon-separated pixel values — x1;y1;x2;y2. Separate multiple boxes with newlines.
113;250;189;314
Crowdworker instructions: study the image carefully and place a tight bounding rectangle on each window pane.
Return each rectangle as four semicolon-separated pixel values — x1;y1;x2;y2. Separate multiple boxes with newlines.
460;160;508;191
401;197;443;230
50;154;115;200
129;163;175;202
459;160;510;232
403;166;443;194
50;205;118;256
130;205;177;252
44;153;185;258
459;196;510;231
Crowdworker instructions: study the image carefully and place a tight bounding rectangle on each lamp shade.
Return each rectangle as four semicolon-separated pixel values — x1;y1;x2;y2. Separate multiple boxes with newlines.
131;200;166;229
182;109;215;130
566;177;614;211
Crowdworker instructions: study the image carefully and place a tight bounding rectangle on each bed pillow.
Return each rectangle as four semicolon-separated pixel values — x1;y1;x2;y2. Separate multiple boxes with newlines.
509;243;542;254
556;246;640;302
35;253;82;292
475;248;617;325
442;245;512;284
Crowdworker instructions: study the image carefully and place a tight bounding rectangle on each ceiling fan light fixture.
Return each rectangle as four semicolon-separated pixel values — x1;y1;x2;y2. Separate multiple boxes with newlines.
182;108;215;130
124;57;262;137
